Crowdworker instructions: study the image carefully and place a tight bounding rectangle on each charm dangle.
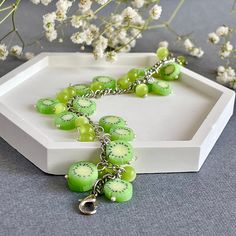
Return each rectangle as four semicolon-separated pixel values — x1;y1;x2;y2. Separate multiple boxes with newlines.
79;194;97;215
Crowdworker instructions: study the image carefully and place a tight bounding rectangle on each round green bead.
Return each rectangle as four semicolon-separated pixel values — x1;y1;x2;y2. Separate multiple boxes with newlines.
79;124;95;135
67;161;98;192
121;166;136;182
135;84;149;97
54;103;67;114
75;116;89;127
63;87;76;98
90;81;104;92
117;75;132;90
54;111;78;130
79;134;95;142
156;47;169;60
36;98;59;114
56;92;70;103
127;68;146;82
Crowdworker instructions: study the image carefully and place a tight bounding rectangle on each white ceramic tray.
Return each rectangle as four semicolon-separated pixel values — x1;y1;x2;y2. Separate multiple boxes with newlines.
0;53;235;175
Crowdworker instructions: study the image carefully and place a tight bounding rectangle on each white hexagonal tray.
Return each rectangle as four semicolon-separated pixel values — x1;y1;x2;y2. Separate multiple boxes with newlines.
0;53;235;175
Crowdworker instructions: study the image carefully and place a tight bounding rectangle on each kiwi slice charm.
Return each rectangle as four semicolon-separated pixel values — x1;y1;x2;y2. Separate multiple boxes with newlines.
92;76;116;90
103;178;133;202
67;161;98;192
106;140;133;165
110;126;135;141
160;62;180;81
73;97;96;116
99;115;126;133
152;80;172;96
55;111;78;130
36;98;59;114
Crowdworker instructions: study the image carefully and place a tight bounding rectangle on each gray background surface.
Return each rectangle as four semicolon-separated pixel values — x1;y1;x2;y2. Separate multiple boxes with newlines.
0;1;236;235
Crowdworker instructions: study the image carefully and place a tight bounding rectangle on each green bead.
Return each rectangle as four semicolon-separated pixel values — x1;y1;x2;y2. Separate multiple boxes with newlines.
127;68;145;82
63;87;76;98
103;178;133;202
67;161;98;192
160;63;180;81
36;98;59;114
79;124;95;135
98;167;114;178
152;80;172;96
121;166;136;182
90;81;104;92
156;47;169;60
117;75;131;89
54;103;67;114
79;134;95;142
74;84;91;96
75;116;89;127
177;55;187;66
93;76;116;90
54;111;78;130
56;92;70;103
135;84;149;97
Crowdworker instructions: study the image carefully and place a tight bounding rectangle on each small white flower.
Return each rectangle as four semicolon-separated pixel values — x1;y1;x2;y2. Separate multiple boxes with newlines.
71;32;85;44
25;52;35;60
216;66;235;85
71;15;82;28
184;38;194;50
149;4;162;20
229;80;236;89
220;41;233;58
105;51;117;62
225;41;233;51
79;0;92;12
132;0;144;8
0;44;8;60
30;0;40;4
10;45;22;56
217;66;225;74
56;0;72;12
46;30;57;42
159;41;169;48
41;0;53;6
122;7;138;23
43;12;56;31
208;32;220;44
131;29;142;38
216;26;229;36
190;47;204;58
96;0;109;4
226;67;235;77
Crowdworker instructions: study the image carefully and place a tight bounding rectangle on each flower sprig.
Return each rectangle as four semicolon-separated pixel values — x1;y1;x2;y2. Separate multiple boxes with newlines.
208;25;236;89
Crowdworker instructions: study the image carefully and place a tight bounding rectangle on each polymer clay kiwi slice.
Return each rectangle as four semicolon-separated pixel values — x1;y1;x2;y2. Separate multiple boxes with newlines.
99;116;126;133
152;80;172;96
73;84;91;96
73;97;96;116
55;111;78;130
67;161;98;192
106;140;133;165
103;178;133;202
36;98;59;114
109;126;135;141
160;62;180;80
92;76;116;90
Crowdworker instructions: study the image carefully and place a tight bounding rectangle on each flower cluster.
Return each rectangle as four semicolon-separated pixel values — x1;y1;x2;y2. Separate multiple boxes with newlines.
208;25;236;89
183;38;204;58
33;0;162;62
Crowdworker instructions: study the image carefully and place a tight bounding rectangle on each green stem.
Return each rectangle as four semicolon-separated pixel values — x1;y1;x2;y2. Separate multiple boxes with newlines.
0;8;15;25
94;0;113;15
0;5;12;12
167;0;185;25
0;0;7;7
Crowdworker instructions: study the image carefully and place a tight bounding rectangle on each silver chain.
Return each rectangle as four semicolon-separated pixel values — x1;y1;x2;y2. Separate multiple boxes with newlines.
68;57;177;215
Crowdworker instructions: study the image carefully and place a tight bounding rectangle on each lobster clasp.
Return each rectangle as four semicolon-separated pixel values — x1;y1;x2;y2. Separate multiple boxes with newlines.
79;194;97;215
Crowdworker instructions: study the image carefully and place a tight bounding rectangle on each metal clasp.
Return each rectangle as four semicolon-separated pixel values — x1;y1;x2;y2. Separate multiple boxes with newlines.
79;194;97;215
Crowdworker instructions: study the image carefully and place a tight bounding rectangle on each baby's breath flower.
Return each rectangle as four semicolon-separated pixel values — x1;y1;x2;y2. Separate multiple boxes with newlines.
132;0;144;8
71;32;85;44
71;15;82;28
96;0;109;4
43;12;56;31
190;47;204;58
159;41;169;48
149;4;162;20
105;51;117;62
41;0;52;6
46;30;57;42
208;32;220;44
56;0;72;12
122;7;138;23
79;0;92;12
219;41;233;58
184;38;194;50
217;65;225;74
216;26;229;37
25;52;35;60
0;44;8;60
10;45;22;56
